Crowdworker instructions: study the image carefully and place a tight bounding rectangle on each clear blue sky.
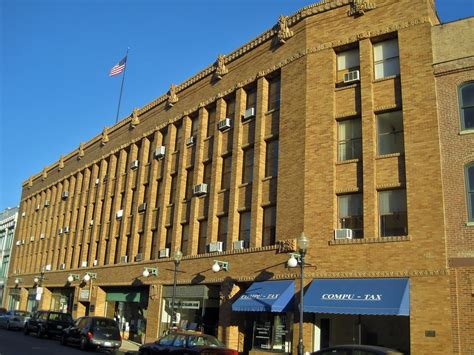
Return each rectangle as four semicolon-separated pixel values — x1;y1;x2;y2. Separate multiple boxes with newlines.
0;0;472;210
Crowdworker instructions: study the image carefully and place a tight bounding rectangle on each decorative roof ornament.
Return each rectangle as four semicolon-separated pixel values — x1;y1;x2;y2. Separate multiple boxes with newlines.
42;167;48;180
101;127;109;145
78;142;85;159
58;155;64;170
348;0;376;17
130;108;140;128
167;84;179;107
214;54;228;80
277;15;294;44
28;176;33;189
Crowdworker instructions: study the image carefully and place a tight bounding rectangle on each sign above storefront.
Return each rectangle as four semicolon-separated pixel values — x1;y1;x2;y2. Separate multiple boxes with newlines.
232;280;295;312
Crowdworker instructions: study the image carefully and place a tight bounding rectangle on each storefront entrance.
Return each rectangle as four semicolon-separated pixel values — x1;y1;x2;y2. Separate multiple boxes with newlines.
8;288;20;310
50;288;74;313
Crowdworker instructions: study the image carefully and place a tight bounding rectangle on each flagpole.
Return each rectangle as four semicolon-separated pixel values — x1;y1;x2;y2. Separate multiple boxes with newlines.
115;47;129;124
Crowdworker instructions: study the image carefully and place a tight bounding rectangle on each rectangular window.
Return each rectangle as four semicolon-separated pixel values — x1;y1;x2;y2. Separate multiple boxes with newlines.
267;76;281;111
337;48;360;82
239;211;251;242
262;206;276;246
338;119;362;161
460;83;474;130
242;148;254;184
221;156;232;190
203;163;212;187
185;169;194;200
466;164;474;221
174;123;183;152
246;86;257;110
198;221;207;254
181;224;189;255
226;97;236;119
218;216;228;249
377;111;404;155
190;115;199;138
169;175;177;204
379;189;408;237
265;140;279;177
338;194;363;238
373;39;400;80
165;227;173;249
207;106;216;138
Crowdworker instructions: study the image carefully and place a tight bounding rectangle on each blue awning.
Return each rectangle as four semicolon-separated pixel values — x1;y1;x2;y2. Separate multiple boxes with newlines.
303;278;409;316
232;280;295;312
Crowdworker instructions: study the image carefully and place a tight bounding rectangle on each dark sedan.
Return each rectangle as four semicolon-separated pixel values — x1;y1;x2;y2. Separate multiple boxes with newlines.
60;316;121;352
139;331;238;355
311;344;404;355
24;310;73;338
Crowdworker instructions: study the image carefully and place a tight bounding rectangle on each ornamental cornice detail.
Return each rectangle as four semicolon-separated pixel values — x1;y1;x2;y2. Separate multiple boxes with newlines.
58;155;64;171
214;54;228;80
101;127;110;146
347;0;376;17
41;167;48;180
167;84;179;107
78;142;85;160
277;15;294;44
130;108;140;128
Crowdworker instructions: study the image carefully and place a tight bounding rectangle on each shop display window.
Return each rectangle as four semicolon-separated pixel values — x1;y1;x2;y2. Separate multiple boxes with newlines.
252;313;293;353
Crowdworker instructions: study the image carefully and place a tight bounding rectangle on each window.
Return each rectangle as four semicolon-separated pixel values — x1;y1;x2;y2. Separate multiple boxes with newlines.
377;111;404;155
185;169;194;200
262;206;276;246
267;76;281;111
379;189;408;237
338;118;362;161
207;106;216;137
181;224;189;255
265;140;279;177
221;156;232;190
338;194;363;238
373;38;400;79
226;97;236;119
198;221;207;254
169;175;177;203
242;148;254;183
466;163;474;221
246;86;257;110
239;211;251;242
218;216;228;247
459;82;474;130
337;48;360;81
174;123;183;152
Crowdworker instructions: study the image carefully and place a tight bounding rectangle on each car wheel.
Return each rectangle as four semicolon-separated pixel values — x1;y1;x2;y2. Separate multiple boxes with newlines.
60;334;67;346
23;325;29;335
80;336;88;351
37;326;45;338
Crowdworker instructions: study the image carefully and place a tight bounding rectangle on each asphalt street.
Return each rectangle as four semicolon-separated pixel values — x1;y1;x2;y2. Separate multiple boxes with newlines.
0;327;138;355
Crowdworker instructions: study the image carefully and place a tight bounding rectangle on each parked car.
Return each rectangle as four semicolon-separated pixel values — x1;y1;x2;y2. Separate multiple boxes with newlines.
23;310;73;338
0;310;31;330
311;344;404;355
0;307;6;316
60;316;122;352
139;331;238;355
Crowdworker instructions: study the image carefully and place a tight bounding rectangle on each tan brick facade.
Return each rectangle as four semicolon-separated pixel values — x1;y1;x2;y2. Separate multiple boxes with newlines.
3;0;461;353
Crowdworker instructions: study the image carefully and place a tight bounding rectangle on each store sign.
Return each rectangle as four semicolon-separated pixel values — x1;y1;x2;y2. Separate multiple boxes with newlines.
179;301;200;309
321;293;382;301
80;289;90;300
240;293;280;300
36;287;44;295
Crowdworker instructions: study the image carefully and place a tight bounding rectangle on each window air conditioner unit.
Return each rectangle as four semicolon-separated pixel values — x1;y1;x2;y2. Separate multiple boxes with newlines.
21;240;25;245
120;255;128;263
30;236;35;242
16;240;21;246
131;160;139;170
64;226;70;233
343;70;360;84
61;191;69;199
186;136;195;146
135;253;143;262
217;118;232;131
334;228;353;240
35;205;40;211
95;178;100;185
233;240;247;250
93;260;98;266
243;107;255;121
60;263;66;270
154;146;166;159
159;248;170;258
116;209;124;219
89;220;94;226
44;200;50;207
45;264;51;271
21;212;26;217
208;241;223;253
40;233;45;240
81;260;88;268
193;183;208;196
138;203;147;213
58;228;63;235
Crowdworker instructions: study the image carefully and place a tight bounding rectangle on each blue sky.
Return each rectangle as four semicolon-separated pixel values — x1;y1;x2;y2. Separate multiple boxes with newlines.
0;0;473;210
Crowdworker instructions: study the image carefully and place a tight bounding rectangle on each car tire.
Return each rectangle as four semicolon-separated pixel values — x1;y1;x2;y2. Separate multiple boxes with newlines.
37;326;45;338
80;336;88;351
23;325;29;335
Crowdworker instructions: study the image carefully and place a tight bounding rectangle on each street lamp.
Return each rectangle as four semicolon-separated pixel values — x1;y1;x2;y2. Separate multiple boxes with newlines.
288;232;309;355
171;250;183;329
142;267;158;277
212;260;229;272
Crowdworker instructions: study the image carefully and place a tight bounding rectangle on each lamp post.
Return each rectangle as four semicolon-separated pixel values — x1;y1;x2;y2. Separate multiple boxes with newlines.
288;232;309;355
34;270;45;311
171;250;183;329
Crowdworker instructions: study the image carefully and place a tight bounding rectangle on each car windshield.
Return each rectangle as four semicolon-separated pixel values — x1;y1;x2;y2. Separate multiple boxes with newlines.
14;311;29;317
49;313;72;322
94;318;118;328
187;335;224;347
158;334;175;346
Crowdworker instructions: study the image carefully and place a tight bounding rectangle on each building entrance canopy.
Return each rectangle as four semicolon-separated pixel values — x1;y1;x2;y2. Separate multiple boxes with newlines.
303;278;410;316
232;280;295;312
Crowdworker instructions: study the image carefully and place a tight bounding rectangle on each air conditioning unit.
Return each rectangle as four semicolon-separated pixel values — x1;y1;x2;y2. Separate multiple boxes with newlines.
40;233;45;240
60;263;66;270
16;240;21;246
21;212;26;217
243;107;255;121
208;241;223;253
89;220;94;226
93;260;98;266
159;248;170;258
193;183;208;196
334;228;353;240
45;264;51;271
64;226;70;233
81;260;88;267
120;255;128;263
61;191;69;199
154;146;166;159
135;253;143;262
44;200;50;207
343;70;360;84
131;160;139;170
217;118;231;131
35;205;40;211
138;203;147;213
186;136;195;146
30;236;35;242
95;178;100;185
233;240;247;250
58;228;63;235
116;209;124;219
21;240;25;245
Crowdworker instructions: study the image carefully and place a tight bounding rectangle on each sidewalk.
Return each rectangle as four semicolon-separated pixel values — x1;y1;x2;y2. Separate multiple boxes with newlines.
120;339;141;354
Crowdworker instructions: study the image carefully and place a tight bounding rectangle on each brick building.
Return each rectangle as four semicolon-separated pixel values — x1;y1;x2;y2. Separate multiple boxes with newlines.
4;0;460;353
432;16;474;355
0;207;19;307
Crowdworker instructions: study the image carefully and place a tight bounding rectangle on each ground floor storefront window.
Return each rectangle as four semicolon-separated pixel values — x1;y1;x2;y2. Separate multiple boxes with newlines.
26;289;37;313
50;288;74;313
250;313;293;353
8;289;20;310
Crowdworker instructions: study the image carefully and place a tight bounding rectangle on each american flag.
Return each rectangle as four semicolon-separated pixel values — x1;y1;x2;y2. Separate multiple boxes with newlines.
109;56;127;76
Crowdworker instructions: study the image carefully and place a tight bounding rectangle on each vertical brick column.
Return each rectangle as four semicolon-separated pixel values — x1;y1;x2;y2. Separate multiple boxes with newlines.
93;286;107;316
79;164;99;267
31;191;47;272
26;194;41;273
19;288;28;310
145;285;163;342
39;287;52;309
47;181;64;269
52;179;70;270
60;176;76;268
72;168;91;269
65;172;84;269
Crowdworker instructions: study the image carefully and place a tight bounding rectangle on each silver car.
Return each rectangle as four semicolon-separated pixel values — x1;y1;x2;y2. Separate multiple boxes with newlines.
0;310;31;330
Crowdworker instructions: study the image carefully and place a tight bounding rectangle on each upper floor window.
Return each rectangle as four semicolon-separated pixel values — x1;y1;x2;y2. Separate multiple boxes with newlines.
373;38;400;80
377;111;404;156
221;155;232;190
459;82;474;130
466;163;474;222
207;106;216;137
239;211;251;243
338;193;363;238
265;140;279;178
267;76;281;111
242;148;254;184
379;189;408;237
338;118;362;161
337;48;360;82
262;205;276;246
174;123;183;152
246;86;257;110
226;96;236;120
